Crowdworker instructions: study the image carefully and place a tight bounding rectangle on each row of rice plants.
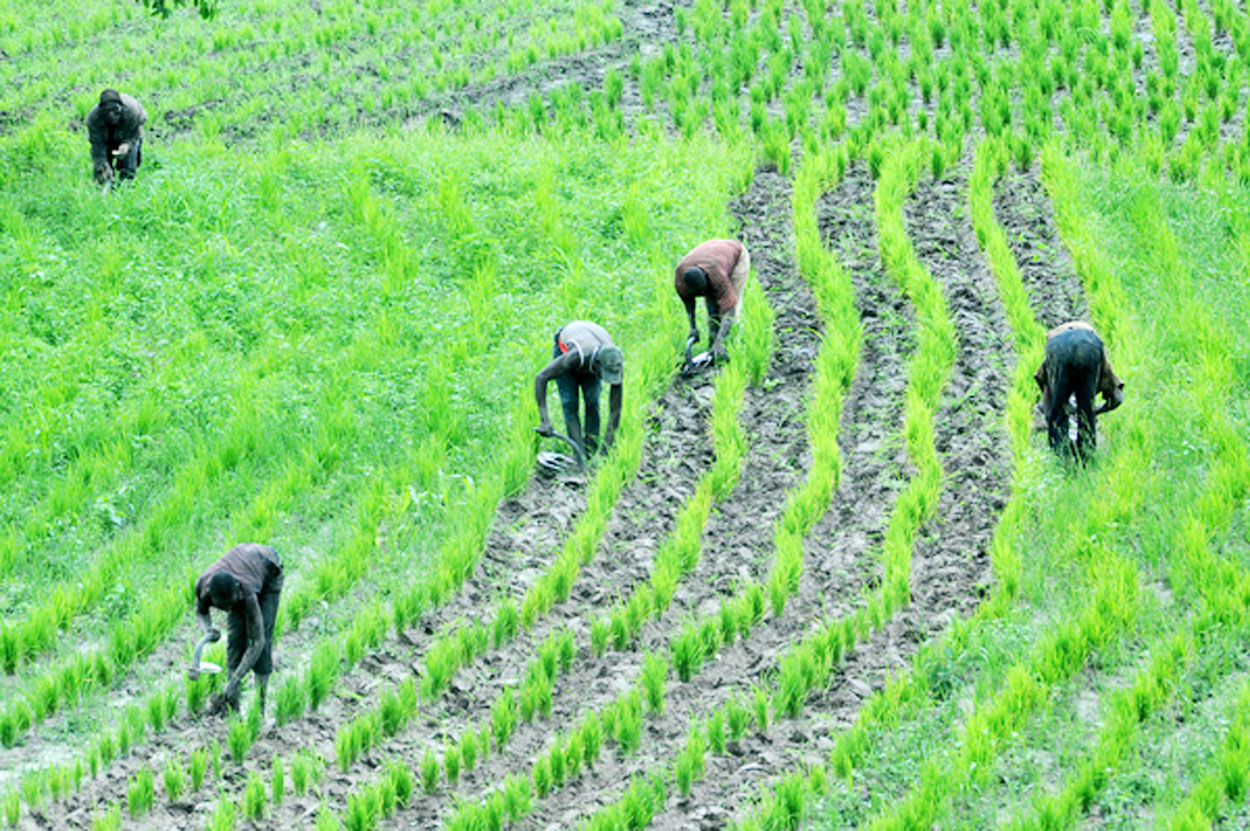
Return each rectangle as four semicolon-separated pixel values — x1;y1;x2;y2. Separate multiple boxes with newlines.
429;144;857;831
724;126;1091;829
590;287;771;654
1156;681;1250;829
996;162;1250;830
322;272;773;823
837;135;1155;831
571;136;959;831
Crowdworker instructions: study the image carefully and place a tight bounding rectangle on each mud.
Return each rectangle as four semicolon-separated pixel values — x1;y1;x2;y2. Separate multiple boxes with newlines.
991;168;1089;328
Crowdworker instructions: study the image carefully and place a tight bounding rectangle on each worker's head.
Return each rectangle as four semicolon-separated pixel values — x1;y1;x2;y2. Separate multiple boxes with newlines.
595;346;624;385
680;266;709;297
99;89;124;125
207;571;240;609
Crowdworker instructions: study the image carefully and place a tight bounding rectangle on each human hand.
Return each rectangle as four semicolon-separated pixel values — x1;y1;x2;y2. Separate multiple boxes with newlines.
187;665;201;681
207;629;222;642
711;343;730;364
534;422;555;438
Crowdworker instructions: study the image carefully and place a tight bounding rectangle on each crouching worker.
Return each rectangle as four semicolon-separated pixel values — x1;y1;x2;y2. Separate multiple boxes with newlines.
535;321;624;461
189;543;284;716
1034;321;1124;461
87;89;146;187
675;239;750;369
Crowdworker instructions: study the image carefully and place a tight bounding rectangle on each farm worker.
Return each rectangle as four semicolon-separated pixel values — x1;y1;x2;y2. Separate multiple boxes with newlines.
534;321;624;460
1033;321;1124;460
674;239;751;367
87;89;146;187
190;543;284;716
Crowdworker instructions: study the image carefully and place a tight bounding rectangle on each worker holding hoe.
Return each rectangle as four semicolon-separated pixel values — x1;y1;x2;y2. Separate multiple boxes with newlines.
188;543;284;717
534;320;624;463
674;238;750;372
1033;320;1124;461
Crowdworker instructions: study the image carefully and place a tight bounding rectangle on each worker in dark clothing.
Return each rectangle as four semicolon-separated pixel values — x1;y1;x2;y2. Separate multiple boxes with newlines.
674;239;751;368
189;543;283;715
1034;321;1124;460
86;89;146;187
535;321;624;460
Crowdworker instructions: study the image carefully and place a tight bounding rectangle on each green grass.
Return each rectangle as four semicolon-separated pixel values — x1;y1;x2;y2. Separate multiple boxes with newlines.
5;0;1250;821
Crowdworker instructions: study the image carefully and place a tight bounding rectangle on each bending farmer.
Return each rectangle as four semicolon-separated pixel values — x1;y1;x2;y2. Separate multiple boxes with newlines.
674;239;750;366
535;321;624;460
87;89;146;187
1033;321;1124;460
190;543;284;716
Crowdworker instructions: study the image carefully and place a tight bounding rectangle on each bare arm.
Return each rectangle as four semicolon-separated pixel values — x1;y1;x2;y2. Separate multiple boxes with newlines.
684;297;698;341
709;302;737;359
1095;384;1124;415
534;351;581;434
604;383;623;451
196;609;220;639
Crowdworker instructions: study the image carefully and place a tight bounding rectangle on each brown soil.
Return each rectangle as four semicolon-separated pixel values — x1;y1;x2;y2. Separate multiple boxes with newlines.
991;168;1089;328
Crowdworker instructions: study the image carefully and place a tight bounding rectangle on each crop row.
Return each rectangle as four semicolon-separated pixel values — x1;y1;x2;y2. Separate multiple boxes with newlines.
320;271;777;828
998;162;1250;830
723;130;1085;828
0;134;745;822
566;136;956;831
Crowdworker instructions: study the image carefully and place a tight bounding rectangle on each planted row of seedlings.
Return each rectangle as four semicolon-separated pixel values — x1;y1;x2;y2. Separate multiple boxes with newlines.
391;162;838;831
565;135;970;831
725;128;1102;828
991;159;1250;831
836;137;1185;831
323;269;779;828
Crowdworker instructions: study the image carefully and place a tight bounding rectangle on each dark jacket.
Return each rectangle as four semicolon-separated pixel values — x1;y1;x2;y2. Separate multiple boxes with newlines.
86;93;146;170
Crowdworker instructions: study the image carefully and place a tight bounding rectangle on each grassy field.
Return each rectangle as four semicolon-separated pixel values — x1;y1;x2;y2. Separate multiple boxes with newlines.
1;0;1249;827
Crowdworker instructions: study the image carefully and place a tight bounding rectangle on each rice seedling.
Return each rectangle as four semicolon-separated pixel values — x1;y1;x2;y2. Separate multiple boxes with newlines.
243;771;266;820
226;715;250;765
189;746;208;792
271;755;285;805
1;791;17;828
163;754;185;802
89;802;120;831
420;748;439;794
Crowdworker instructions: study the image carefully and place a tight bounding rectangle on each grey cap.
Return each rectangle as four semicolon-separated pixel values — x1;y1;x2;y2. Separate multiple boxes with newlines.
596;346;624;385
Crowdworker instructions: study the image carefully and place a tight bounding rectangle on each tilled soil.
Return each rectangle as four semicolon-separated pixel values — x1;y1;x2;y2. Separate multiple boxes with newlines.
991;168;1089;328
410;0;682;129
650;162;1015;829
40;354;717;831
